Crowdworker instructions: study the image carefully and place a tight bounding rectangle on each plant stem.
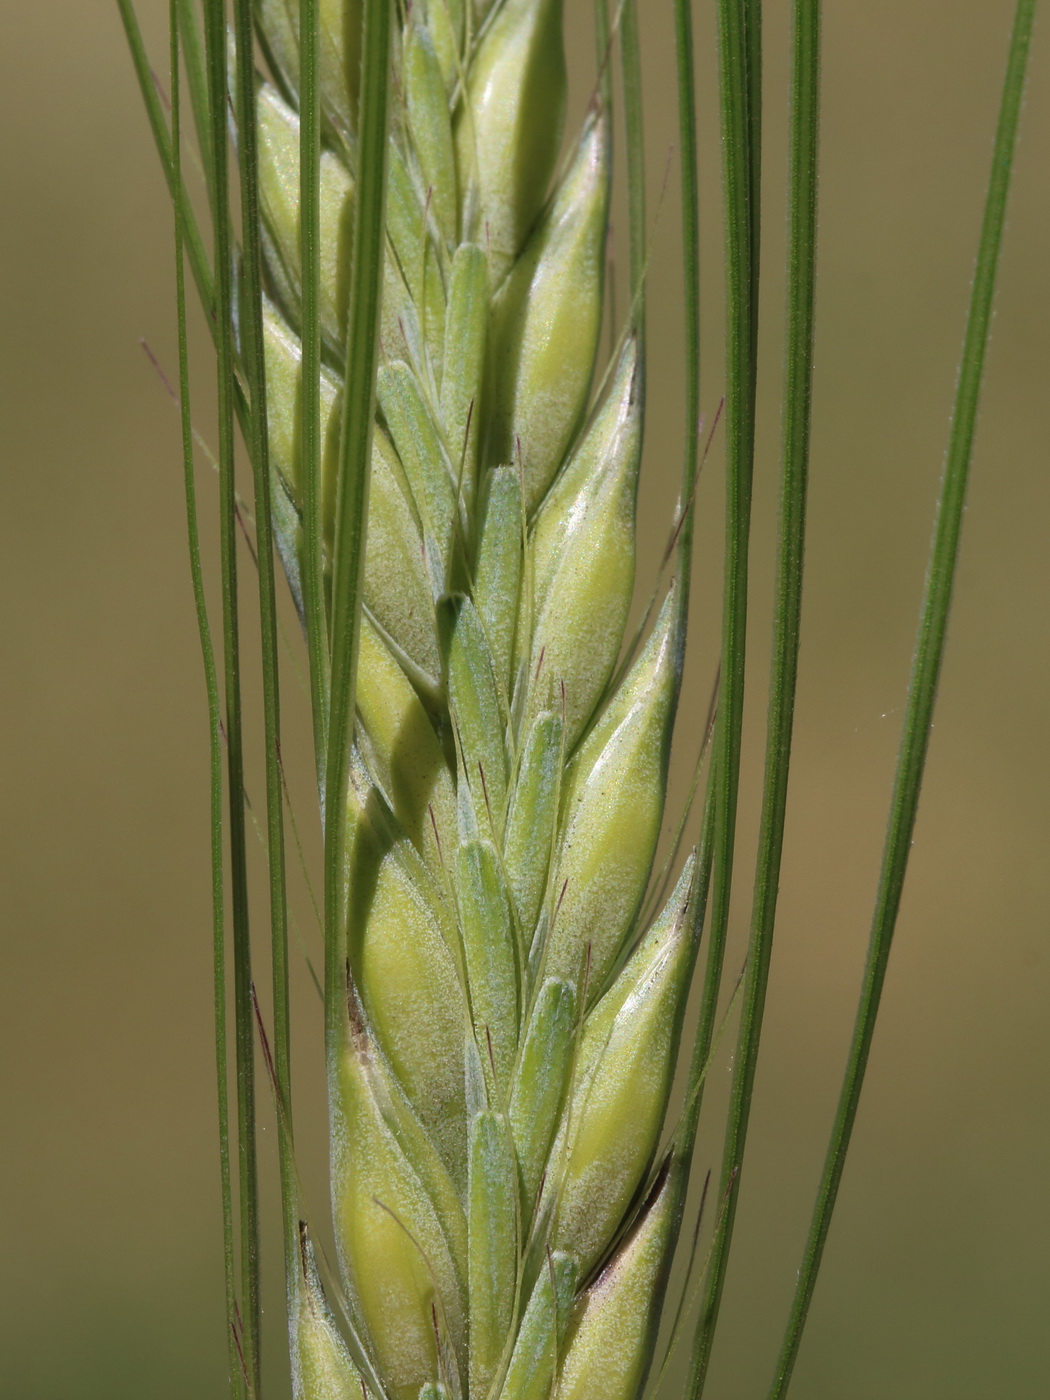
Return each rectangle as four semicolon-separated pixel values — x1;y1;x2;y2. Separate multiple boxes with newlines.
684;0;762;1384
620;0;646;353
116;0;213;313
202;0;260;1388
692;0;820;1385
169;4;240;1393
768;3;1037;1393
323;0;392;1059
299;0;331;784
232;0;298;1313
672;0;701;649
175;0;214;201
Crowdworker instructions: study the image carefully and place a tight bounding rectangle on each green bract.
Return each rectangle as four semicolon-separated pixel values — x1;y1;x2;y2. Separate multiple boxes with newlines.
497;1251;576;1400
507;975;575;1211
467;1111;518;1398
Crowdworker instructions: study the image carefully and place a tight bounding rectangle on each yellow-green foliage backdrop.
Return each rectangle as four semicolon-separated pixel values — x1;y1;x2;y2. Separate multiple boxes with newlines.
1;3;1047;1398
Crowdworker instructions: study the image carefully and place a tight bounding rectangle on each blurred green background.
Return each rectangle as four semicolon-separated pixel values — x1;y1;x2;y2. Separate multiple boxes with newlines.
1;3;1047;1398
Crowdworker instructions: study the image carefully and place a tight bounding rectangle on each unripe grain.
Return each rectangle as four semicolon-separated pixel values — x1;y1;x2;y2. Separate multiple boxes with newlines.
556;1164;678;1400
455;0;567;281
292;1228;367;1400
332;1007;465;1400
545;861;698;1274
520;338;641;746
488;113;610;514
257;82;354;354
344;761;469;1183
542;594;680;998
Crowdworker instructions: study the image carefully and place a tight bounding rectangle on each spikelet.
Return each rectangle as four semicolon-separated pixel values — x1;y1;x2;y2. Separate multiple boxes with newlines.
252;3;699;1396
556;1162;679;1400
291;1226;367;1400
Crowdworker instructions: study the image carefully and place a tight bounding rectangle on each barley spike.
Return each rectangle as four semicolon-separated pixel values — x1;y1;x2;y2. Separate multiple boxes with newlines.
250;3;702;1394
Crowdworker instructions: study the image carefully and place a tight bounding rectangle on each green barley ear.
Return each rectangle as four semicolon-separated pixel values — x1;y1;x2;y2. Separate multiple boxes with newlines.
244;0;700;1390
129;0;1038;1387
